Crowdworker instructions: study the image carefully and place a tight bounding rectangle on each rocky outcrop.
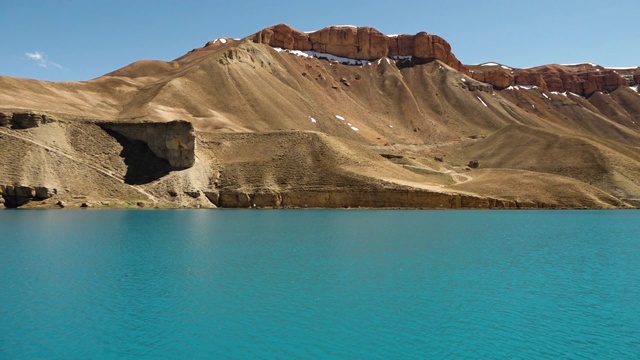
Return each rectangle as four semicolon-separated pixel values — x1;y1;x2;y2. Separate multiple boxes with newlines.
0;112;10;126
307;26;389;60
0;111;56;129
99;120;196;168
470;64;638;96
395;32;466;72
253;24;468;73
523;66;627;95
0;185;57;208
253;24;313;51
471;69;514;89
213;189;521;209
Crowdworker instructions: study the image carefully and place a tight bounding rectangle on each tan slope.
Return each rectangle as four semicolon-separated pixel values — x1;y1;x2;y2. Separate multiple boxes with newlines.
0;123;152;205
196;130;456;194
497;88;640;146
447;124;640;201
450;169;626;209
1;25;640;208
102;40;551;147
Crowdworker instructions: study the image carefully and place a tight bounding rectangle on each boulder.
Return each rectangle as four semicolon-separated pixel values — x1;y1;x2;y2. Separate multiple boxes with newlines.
34;186;57;200
184;190;201;198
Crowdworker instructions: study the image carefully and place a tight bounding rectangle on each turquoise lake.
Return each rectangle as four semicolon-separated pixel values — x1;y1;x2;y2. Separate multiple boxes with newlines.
1;209;639;358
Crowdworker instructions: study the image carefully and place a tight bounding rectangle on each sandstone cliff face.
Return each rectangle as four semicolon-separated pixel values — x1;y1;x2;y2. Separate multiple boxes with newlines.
214;189;522;209
470;64;639;96
252;24;468;73
99;120;196;168
471;69;514;89
0;184;57;208
0;111;56;129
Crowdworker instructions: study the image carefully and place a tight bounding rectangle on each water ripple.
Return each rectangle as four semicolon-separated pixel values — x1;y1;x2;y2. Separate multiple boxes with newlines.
1;209;639;358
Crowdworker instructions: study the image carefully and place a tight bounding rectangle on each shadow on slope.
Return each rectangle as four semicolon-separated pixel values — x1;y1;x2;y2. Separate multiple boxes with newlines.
103;129;173;185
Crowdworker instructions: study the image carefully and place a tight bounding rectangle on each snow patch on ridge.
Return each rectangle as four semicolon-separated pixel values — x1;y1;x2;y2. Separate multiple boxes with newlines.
505;85;539;90
477;96;488;107
631;85;639;93
562;62;599;67
392;55;412;62
273;47;372;66
335;115;345;121
274;47;417;66
479;62;513;70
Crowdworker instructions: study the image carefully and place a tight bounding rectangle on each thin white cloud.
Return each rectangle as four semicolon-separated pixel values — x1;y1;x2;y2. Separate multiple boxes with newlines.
25;51;62;69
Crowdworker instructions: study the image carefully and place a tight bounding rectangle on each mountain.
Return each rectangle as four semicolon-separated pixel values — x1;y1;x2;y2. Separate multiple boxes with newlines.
1;24;639;209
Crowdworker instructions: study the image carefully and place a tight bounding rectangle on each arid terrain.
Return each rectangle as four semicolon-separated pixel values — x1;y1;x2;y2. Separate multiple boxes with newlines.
1;24;639;209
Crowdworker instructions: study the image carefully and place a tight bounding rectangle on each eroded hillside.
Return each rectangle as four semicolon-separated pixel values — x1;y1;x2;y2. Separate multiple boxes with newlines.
1;24;639;208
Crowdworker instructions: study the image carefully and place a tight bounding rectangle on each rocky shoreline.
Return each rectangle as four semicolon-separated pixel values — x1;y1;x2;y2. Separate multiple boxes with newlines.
2;187;633;210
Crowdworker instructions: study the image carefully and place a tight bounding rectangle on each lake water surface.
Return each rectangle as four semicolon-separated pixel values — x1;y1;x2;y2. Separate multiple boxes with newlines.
1;209;639;358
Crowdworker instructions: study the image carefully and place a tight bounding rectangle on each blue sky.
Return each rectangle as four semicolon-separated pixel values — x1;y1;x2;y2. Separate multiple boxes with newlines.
2;0;639;82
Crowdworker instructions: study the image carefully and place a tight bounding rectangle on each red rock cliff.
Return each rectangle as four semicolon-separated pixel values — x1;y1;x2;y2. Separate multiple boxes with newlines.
252;24;467;73
470;63;639;96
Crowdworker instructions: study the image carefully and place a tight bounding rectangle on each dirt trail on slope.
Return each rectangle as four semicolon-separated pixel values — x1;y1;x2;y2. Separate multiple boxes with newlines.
400;164;472;185
441;167;472;185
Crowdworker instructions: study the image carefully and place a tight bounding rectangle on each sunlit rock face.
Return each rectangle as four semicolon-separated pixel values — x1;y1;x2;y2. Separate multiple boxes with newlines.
252;24;468;72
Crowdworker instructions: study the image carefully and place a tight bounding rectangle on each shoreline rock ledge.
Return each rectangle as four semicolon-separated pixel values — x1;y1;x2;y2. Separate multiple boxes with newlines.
0;185;57;208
